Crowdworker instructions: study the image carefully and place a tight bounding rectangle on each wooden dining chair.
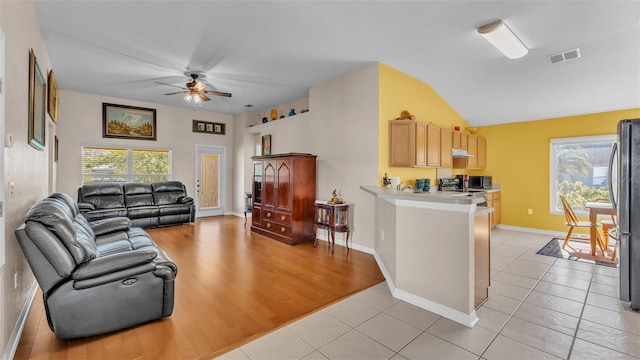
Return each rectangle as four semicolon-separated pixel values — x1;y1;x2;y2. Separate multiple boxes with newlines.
559;195;606;254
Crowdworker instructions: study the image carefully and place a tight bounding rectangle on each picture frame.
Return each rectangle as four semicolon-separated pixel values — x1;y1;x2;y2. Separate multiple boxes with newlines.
28;48;46;151
192;120;225;135
103;103;157;141
48;69;59;123
262;135;272;155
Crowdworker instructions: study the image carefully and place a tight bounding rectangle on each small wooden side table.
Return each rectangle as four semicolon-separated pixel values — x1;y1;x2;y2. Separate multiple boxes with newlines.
314;201;350;254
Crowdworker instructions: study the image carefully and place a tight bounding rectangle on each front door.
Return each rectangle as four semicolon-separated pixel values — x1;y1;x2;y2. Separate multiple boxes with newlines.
195;145;225;218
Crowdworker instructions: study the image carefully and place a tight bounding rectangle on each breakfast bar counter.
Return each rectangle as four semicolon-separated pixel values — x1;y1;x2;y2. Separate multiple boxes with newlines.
361;186;492;328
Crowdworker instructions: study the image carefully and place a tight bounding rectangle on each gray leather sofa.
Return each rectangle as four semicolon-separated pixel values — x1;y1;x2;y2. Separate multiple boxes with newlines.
15;193;177;338
77;181;195;228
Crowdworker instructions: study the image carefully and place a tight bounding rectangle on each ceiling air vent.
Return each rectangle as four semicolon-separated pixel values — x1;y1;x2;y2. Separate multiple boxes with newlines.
549;48;581;64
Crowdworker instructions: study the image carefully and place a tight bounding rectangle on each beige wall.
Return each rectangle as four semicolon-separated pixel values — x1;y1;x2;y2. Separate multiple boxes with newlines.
56;91;235;213
0;1;54;357
239;63;380;249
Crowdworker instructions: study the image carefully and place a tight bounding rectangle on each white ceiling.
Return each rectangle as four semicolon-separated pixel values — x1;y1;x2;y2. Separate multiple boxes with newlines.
34;0;640;126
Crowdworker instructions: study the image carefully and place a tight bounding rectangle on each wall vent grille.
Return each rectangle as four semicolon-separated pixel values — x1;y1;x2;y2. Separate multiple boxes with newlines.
549;48;581;64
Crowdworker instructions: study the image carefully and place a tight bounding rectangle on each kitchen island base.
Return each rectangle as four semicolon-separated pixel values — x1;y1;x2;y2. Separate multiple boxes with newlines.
362;186;492;328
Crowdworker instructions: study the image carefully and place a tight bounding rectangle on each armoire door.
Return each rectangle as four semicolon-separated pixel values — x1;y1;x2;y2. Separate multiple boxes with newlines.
276;158;292;212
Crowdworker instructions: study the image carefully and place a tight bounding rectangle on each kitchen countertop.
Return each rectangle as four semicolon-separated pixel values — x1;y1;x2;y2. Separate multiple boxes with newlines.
360;186;488;205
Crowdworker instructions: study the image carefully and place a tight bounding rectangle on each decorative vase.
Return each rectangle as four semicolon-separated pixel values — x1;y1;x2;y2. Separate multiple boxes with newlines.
262;116;268;123
288;108;296;116
270;109;278;120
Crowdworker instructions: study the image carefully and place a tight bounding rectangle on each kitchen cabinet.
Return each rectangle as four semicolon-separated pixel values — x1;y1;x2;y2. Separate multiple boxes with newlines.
426;124;440;167
452;129;460;149
487;191;501;227
251;153;317;245
389;120;416;167
452;131;468;150
440;127;453;167
460;132;468;150
388;120;447;168
453;134;486;170
477;136;487;169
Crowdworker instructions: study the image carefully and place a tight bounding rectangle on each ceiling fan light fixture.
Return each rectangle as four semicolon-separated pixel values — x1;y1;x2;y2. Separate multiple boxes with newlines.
478;20;528;59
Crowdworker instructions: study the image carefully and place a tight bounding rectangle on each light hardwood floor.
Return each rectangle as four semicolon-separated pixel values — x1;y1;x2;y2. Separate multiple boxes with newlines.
13;216;384;359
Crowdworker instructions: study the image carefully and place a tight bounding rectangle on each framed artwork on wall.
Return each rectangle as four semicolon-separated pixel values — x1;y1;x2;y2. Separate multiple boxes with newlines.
48;69;59;123
28;48;46;151
192;119;225;135
102;103;157;141
262;135;272;155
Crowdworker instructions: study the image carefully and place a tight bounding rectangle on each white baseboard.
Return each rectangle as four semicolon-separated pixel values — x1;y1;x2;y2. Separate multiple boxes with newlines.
3;281;38;360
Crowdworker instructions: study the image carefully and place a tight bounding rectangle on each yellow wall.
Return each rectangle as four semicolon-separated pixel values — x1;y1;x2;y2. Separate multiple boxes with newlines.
378;63;469;187
477;108;640;232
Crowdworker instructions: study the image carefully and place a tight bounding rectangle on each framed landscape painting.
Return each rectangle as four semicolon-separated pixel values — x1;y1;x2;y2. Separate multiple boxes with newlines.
102;103;157;140
48;69;59;123
28;48;46;151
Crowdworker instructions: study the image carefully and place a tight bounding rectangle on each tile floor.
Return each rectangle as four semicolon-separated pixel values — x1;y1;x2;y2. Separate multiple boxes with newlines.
218;229;640;360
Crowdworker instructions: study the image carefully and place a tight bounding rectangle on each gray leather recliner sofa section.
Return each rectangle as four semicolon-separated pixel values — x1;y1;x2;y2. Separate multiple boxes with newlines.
77;181;195;228
15;192;177;339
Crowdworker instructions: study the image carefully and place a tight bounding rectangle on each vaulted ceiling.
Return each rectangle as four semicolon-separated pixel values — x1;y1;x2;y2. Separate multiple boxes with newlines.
34;1;640;126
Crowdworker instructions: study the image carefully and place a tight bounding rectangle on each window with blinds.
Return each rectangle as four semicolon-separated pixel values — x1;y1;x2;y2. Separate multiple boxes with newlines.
82;146;171;184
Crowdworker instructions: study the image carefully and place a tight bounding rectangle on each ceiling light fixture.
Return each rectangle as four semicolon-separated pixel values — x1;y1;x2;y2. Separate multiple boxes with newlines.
478;20;528;59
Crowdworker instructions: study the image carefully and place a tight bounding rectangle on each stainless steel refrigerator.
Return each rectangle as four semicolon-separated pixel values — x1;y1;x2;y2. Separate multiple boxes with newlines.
609;118;640;311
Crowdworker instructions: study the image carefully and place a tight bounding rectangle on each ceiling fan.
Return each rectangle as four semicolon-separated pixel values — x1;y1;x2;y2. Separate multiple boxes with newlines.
157;73;231;107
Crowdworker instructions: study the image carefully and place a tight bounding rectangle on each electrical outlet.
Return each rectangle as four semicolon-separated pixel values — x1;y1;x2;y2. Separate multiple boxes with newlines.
14;272;18;289
527;208;533;215
380;230;384;241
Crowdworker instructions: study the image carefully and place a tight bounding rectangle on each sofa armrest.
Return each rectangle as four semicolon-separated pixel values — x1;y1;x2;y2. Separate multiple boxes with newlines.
177;196;194;205
78;202;95;212
90;217;131;236
72;249;157;281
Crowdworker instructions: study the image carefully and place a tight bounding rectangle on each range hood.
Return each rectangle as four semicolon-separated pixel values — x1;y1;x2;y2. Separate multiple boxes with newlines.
452;149;474;158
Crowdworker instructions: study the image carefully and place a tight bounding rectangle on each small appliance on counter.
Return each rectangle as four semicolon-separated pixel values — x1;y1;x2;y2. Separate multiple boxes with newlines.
438;178;460;192
469;176;492;189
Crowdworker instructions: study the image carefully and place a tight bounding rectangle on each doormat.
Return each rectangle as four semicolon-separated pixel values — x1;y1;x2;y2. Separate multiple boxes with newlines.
536;238;618;267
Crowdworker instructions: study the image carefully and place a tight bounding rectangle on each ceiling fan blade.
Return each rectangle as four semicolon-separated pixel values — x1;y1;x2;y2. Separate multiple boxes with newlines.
203;90;232;98
193;81;207;91
156;81;187;90
164;91;189;95
197;93;211;102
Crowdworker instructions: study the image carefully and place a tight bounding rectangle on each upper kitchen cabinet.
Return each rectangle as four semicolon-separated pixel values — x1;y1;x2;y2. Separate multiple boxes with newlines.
389;120;417;167
440;127;453;167
389;120;447;168
453;134;486;169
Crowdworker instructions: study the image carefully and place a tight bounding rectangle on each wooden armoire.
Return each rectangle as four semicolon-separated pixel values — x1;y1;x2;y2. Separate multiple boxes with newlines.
250;153;317;245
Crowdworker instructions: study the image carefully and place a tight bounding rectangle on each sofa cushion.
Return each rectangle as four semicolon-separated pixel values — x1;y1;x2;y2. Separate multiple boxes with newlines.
123;183;155;207
152;181;186;205
80;183;126;209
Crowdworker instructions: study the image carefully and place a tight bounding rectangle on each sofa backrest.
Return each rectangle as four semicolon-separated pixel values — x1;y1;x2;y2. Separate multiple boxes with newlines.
49;192;96;241
79;183;125;209
17;196;99;292
152;181;187;205
123;183;154;207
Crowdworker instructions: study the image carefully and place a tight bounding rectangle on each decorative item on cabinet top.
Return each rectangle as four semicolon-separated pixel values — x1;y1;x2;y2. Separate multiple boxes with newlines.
327;189;344;204
395;109;416;121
